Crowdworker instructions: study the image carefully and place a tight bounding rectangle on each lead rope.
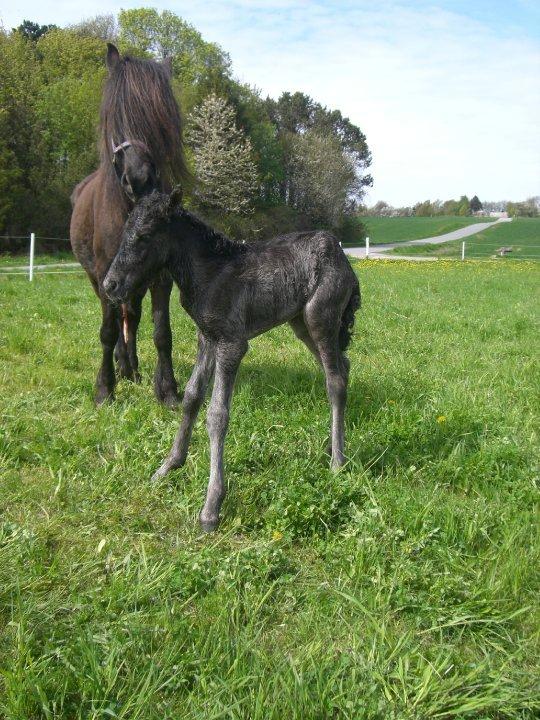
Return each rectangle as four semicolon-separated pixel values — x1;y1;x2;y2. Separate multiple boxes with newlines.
121;304;129;344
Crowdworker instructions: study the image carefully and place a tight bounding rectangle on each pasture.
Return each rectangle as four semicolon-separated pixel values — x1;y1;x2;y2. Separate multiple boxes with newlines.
388;217;540;260
345;215;493;246
0;259;539;718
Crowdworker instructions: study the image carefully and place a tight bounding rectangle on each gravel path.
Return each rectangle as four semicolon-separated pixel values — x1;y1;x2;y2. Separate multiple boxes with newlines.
346;217;511;260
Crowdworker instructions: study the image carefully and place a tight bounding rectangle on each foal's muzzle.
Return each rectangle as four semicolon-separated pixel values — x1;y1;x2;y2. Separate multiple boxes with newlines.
103;275;127;303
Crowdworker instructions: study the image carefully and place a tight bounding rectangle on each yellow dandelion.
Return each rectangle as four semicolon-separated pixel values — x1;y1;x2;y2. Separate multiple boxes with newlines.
272;530;283;541
436;415;447;424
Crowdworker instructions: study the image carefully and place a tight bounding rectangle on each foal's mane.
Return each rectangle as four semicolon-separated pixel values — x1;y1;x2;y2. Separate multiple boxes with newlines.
133;192;245;258
100;54;188;186
174;207;246;258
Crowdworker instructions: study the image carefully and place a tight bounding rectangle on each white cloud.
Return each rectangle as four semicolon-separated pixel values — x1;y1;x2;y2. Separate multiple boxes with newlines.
2;1;539;204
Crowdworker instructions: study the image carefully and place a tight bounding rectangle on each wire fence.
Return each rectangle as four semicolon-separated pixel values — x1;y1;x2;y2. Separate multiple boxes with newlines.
0;234;82;279
1;233;539;280
363;235;540;261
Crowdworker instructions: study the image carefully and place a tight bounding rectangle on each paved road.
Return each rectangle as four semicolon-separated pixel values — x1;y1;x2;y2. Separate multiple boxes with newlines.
346;217;511;259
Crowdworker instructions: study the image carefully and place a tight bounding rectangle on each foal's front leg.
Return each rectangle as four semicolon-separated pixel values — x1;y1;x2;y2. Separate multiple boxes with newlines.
151;334;215;482
200;340;247;533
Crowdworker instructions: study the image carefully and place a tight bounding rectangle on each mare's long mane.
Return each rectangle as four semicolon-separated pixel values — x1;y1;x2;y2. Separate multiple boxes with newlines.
100;55;188;186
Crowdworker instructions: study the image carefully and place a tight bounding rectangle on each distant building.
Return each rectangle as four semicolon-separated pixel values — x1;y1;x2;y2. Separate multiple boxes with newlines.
489;211;509;218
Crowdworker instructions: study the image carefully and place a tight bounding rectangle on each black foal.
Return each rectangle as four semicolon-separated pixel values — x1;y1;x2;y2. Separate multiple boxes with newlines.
104;190;360;531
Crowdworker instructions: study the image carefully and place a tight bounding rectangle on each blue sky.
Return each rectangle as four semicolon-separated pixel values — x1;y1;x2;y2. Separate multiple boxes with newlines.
2;1;539;205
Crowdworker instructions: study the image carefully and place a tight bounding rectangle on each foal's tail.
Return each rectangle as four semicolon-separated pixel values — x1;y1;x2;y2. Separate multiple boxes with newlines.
339;277;361;352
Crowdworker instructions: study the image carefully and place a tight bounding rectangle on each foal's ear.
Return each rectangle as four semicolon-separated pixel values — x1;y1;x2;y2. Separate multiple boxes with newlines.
162;56;173;78
167;186;183;216
106;43;121;71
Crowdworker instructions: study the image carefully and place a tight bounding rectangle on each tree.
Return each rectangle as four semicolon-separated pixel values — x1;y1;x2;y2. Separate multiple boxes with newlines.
470;195;483;212
70;14;118;41
457;195;470;216
187;93;259;215
118;9;231;92
266;92;372;181
0;30;43;233
507;197;539;217
13;20;57;42
265;91;372;208
288;131;359;227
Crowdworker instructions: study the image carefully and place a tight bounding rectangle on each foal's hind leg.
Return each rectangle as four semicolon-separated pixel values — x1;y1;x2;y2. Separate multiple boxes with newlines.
150;274;179;407
95;296;120;405
152;334;215;482
304;304;349;470
317;339;348;469
200;340;247;532
289;315;322;366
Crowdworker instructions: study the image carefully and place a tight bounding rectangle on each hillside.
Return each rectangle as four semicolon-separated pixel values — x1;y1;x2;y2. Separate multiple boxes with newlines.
387;217;540;259
346;215;495;246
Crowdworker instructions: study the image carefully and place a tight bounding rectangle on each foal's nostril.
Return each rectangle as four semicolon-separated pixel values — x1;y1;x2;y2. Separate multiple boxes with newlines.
104;277;118;296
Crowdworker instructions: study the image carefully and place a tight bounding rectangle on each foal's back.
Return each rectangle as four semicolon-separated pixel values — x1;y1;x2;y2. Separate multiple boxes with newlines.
194;229;356;340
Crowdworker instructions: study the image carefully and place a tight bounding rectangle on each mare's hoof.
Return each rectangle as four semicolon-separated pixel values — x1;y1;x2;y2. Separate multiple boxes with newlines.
199;516;220;533
155;386;181;409
163;393;181;409
95;388;114;406
118;368;142;383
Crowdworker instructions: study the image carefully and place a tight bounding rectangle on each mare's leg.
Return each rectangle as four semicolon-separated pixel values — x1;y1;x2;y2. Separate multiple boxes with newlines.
95;296;120;405
125;296;143;382
304;300;349;470
114;299;142;382
152;334;215;482
200;340;247;532
150;274;179;407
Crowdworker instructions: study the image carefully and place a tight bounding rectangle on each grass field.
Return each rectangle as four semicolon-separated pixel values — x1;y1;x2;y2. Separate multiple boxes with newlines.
388;217;540;260
1;260;539;718
344;216;492;246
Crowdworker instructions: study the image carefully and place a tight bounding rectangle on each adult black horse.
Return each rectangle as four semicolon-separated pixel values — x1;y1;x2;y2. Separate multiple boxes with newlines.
70;44;187;406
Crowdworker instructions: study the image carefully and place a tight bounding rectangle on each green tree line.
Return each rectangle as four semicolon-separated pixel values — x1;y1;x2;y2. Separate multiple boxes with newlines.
364;194;539;218
0;9;372;245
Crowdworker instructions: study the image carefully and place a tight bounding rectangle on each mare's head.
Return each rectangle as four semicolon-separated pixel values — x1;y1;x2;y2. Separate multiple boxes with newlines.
103;189;182;302
100;44;188;202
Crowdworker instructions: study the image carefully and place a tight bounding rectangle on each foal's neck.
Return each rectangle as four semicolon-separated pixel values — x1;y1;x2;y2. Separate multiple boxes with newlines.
169;212;243;266
167;211;244;308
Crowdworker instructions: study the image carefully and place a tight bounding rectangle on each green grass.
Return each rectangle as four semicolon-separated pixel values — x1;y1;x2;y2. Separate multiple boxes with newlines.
387;217;540;260
344;215;492;246
1;260;539;718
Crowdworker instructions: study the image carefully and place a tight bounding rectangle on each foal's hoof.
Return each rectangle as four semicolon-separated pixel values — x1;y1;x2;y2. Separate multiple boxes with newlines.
199;515;220;533
151;463;171;482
